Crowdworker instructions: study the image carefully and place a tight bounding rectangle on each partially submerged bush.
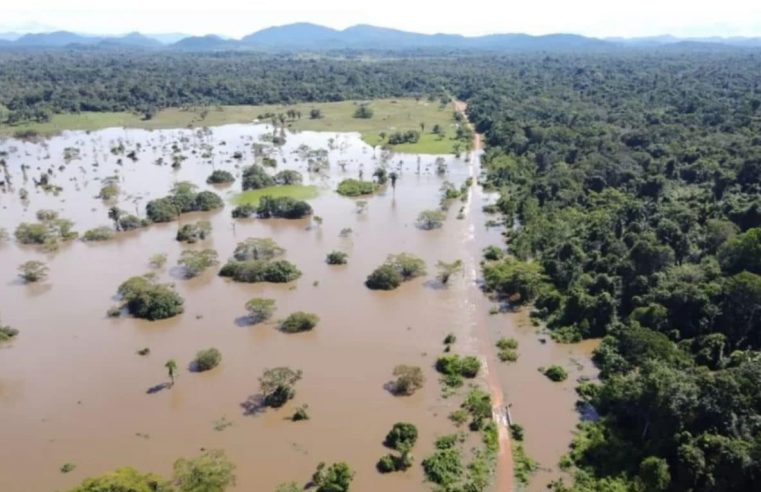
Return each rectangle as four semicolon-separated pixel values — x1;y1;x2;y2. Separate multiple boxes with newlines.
233;238;284;261
256;196;312;219
336;179;378;197
259;367;302;408
219;259;301;283
15;212;78;246
326;251;348;265
242;164;274;190
543;365;568;382
178;249;219;278
18;260;48;282
273;170;303;185
280;312;319;333
435;354;481;386
193;348;222;371
366;253;427;290
176;221;211;243
0;324;19;342
116;275;184;320
83;226;116;242
231;203;257;218
385;423;418;451
312;462;354;492
146;183;223;223
392;365;424;395
245;298;276;324
417;209;446;230
207;170;235;184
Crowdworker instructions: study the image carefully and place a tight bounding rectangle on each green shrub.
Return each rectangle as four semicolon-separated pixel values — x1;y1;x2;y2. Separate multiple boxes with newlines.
353;104;373;119
326;251;348;265
242;164;274;190
219;259;301;283
291;404;309;421
336;179;378;197
416;209;446;230
259;367;302;408
312;462;354;492
365;264;403;290
435;354;481;379
18;260;48;282
422;448;464;486
245;298;276;324
176;221;211;243
543;365;568;382
193;348;221;371
231;204;257;218
273;170;303;185
376;455;397;473
119;214;147;231
0;325;19;342
206;170;235;184
83;226;115;242
233;238;285;261
392;365;424;395
280;312;319;333
178;249;218;278
256;196;312;219
384;422;418;451
117;275;184;320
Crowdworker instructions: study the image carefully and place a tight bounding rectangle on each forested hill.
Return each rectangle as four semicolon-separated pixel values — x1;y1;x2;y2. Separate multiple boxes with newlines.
468;53;761;491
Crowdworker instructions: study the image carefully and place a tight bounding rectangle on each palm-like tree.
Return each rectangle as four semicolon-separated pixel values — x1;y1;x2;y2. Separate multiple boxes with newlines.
165;359;178;386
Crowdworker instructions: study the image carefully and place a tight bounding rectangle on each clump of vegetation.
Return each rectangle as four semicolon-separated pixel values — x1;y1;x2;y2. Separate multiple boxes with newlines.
312;462;354;492
245;298;276;324
232;238;284;261
542;365;568;382
256;196;312;219
69;449;234;492
116;275;184;320
219;259;300;283
416;209;446;230
207;170;235;184
18;260;48;282
435;354;481;387
0;321;19;343
60;463;76;473
387;130;420;145
279;312;319;333
231;203;257;218
193;348;222;372
83;226;116;242
336;179;378;197
353;104;374;119
291;404;310;421
496;337;519;362
176;220;211;243
365;253;426;290
220;238;301;283
461;387;493;430
326;251;348;265
273;170;303;185
145;182;223;223
437;259;463;284
422;447;464;487
378;422;418;473
15;210;77;248
391;365;424;395
242;164;275;190
178;249;219;278
259;366;303;408
483;256;546;305
482;245;504;262
149;253;167;269
98;181;119;200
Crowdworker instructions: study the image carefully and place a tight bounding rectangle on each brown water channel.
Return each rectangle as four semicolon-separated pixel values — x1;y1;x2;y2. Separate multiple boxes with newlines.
0;124;596;491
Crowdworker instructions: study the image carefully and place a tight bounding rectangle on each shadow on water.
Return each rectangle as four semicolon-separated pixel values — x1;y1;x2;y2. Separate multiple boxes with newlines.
240;394;267;416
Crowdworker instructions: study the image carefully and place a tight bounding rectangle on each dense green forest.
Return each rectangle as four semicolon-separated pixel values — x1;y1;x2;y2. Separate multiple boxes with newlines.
468;53;761;491
3;49;761;491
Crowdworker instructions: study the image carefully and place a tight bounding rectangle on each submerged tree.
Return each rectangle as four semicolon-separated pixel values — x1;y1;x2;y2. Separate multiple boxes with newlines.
165;359;177;386
18;260;48;283
436;259;463;284
259;367;303;408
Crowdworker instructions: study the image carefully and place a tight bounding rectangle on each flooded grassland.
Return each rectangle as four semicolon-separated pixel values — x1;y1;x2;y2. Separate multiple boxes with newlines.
0;123;595;491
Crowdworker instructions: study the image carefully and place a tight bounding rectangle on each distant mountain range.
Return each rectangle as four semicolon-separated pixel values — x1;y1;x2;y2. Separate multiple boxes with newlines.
1;23;760;52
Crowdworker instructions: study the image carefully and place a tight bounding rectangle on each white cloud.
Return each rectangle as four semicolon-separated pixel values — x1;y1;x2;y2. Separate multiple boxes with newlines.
2;0;761;38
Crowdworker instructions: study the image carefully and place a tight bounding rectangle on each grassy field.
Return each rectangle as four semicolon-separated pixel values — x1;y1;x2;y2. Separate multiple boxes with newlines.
0;99;463;154
231;185;320;206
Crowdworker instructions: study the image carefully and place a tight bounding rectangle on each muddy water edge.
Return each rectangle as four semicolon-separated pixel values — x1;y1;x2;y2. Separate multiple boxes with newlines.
0;123;595;491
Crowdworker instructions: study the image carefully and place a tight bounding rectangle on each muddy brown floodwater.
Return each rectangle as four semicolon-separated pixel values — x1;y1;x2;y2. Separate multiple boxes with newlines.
0;123;596;492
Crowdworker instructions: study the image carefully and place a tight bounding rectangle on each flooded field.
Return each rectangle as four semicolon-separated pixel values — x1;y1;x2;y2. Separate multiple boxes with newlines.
0;123;596;491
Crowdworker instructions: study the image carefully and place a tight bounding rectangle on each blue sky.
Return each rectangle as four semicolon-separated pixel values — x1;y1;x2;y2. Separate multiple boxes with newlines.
3;0;761;38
